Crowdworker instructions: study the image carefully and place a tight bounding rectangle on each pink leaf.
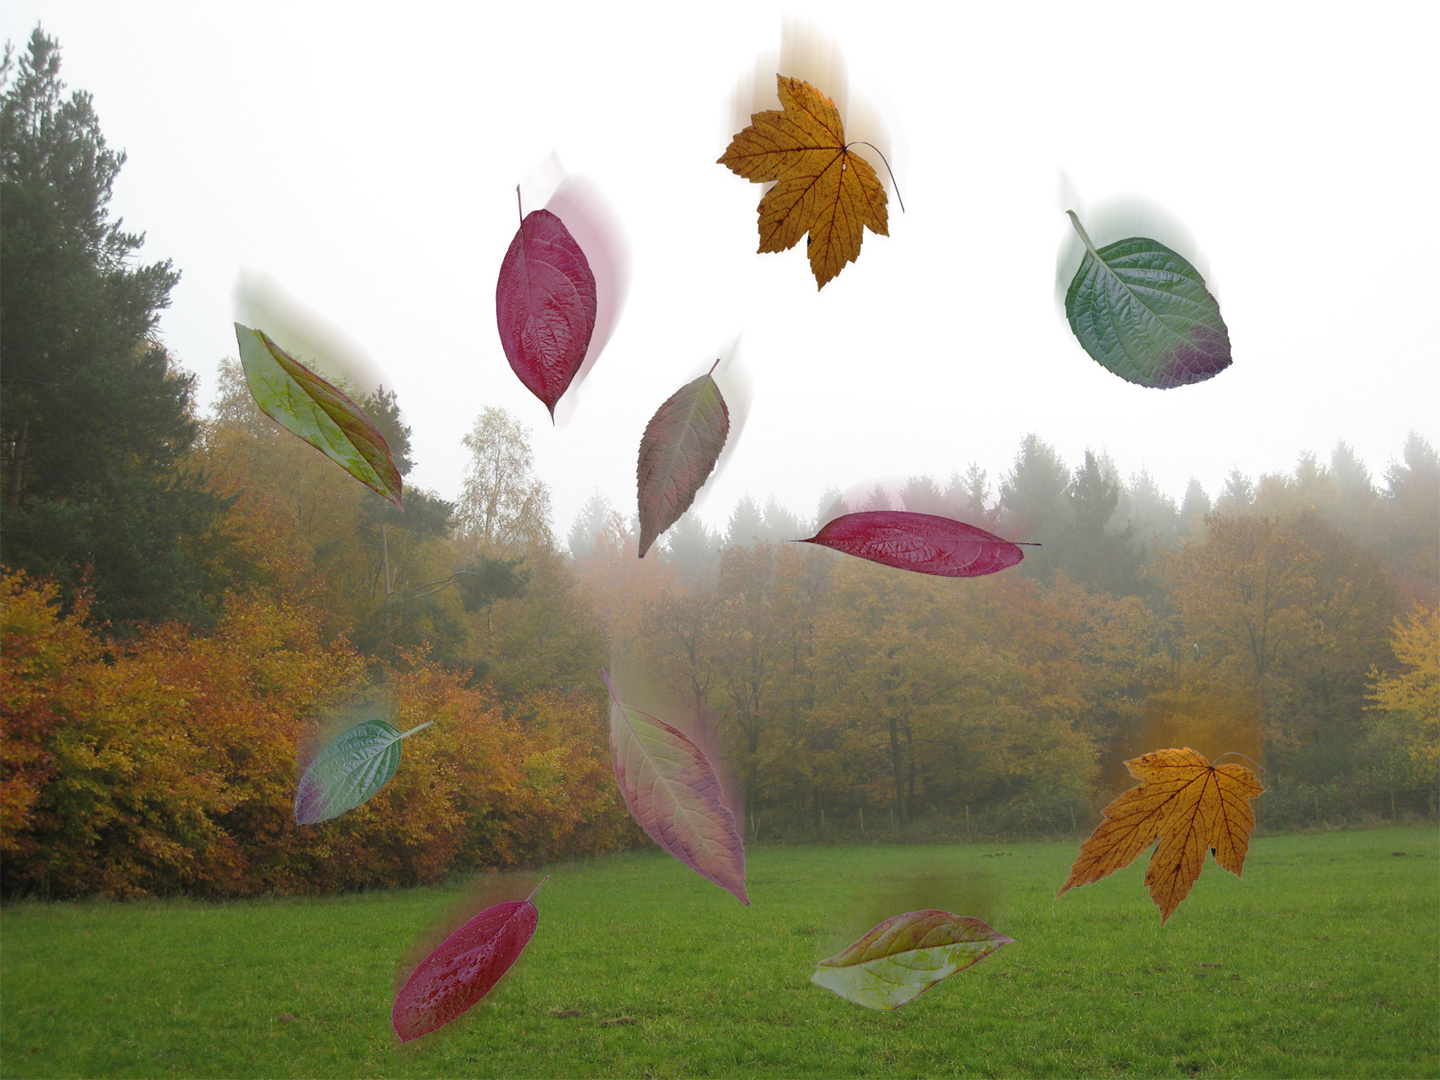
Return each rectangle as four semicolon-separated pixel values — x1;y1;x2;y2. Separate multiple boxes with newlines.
601;670;748;905
636;361;729;558
798;511;1032;577
391;878;547;1042
495;192;597;417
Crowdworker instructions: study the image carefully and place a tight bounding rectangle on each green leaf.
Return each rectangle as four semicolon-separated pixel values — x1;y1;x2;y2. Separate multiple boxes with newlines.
1063;211;1232;389
294;718;432;825
234;323;404;506
812;910;1013;1010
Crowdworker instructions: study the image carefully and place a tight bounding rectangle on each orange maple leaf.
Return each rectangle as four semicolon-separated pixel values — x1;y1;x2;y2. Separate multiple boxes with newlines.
1057;747;1264;924
718;75;889;289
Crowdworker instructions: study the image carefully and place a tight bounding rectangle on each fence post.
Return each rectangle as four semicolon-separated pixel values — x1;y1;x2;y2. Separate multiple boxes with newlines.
964;804;971;840
1390;789;1397;820
889;807;895;833
820;806;825;833
859;806;865;838
1314;791;1320;821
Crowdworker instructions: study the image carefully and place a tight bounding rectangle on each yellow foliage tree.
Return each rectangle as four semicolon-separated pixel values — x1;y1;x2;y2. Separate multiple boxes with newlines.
1367;606;1439;782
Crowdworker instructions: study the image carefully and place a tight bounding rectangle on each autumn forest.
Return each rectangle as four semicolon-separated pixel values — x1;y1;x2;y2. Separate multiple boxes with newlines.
2;29;1437;903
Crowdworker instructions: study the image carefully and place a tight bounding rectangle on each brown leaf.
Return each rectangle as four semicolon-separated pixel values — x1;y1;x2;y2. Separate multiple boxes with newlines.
718;75;888;288
1057;747;1264;923
635;362;729;559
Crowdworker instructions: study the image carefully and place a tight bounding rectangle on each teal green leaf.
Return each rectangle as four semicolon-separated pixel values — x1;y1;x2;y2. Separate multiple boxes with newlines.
234;322;404;506
1063;211;1232;389
294;718;432;824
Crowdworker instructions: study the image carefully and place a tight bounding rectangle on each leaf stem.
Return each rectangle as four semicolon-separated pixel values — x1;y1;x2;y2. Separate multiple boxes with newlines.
524;874;551;904
599;668;620;705
1066;210;1098;257
516;185;523;227
399;720;434;739
708;358;721;376
1213;751;1267;774
848;142;905;212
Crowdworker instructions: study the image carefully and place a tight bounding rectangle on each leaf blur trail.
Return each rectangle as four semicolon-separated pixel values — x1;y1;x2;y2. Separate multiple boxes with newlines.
233;323;403;506
636;361;729;558
602;670;748;905
1058;746;1264;923
798;511;1032;577
294;718;432;825
1064;211;1232;388
495;190;597;417
812;910;1012;1011
719;75;889;288
391;876;547;1042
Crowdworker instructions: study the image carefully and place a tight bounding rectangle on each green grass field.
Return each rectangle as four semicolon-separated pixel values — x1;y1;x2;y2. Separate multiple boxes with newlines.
2;827;1436;1079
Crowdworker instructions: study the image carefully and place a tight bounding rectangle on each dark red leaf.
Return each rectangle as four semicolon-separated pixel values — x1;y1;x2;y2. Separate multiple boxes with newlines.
391;879;546;1042
799;511;1030;577
495;201;597;417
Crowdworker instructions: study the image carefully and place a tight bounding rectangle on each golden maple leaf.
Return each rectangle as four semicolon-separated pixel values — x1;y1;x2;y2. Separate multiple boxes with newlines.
718;75;889;289
1057;747;1264;924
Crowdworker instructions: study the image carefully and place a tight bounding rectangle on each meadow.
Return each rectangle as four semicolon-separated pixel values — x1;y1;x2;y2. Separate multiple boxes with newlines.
2;827;1435;1079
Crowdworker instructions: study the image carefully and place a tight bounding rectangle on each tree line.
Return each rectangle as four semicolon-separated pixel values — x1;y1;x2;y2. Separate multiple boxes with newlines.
570;433;1437;840
2;28;1435;898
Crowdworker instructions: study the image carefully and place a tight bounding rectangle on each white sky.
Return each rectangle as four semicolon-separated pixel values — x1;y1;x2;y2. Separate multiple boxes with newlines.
6;1;1438;539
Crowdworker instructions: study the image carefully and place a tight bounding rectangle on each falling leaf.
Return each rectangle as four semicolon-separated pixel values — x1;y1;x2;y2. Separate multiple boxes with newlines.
234;323;404;507
495;190;597;416
718;75;889;289
601;670;748;905
1063;211;1232;388
1057;747;1264;923
294;718;432;825
392;877;548;1042
636;361;730;558
812;910;1013;1011
798;511;1032;577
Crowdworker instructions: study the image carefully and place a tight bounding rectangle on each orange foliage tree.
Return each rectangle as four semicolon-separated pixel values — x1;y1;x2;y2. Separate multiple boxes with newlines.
1;572;636;898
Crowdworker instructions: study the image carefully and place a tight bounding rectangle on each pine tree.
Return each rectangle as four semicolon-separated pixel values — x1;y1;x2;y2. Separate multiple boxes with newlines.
1;28;222;625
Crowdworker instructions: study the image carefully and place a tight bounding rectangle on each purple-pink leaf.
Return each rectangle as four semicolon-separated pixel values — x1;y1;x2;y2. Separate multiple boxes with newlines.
799;511;1032;577
601;670;748;905
636;361;729;558
495;191;597;417
392;877;547;1042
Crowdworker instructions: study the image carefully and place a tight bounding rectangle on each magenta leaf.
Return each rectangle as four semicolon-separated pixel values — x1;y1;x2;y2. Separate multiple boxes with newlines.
813;910;1014;1010
601;670;748;905
636;361;729;558
798;511;1032;577
495;191;597;417
392;877;548;1042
